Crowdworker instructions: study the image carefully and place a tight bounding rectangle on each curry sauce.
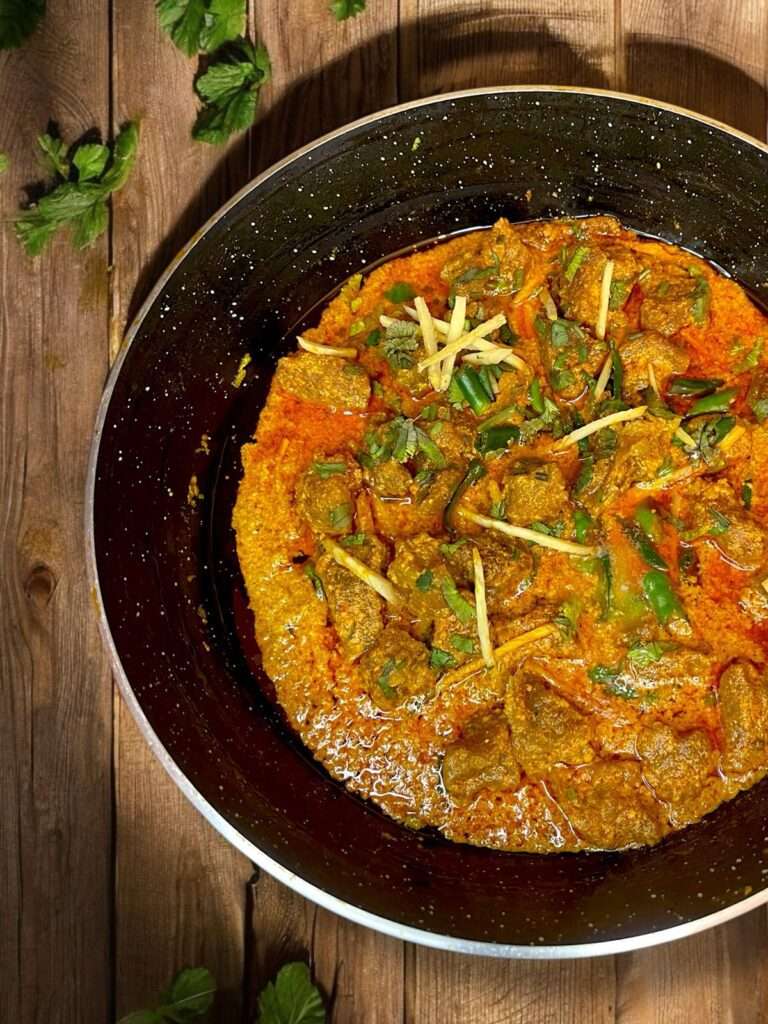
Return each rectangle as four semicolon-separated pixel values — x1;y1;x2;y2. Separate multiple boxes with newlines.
233;216;768;852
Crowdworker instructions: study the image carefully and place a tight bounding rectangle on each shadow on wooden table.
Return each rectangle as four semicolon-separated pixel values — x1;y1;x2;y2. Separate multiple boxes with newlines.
124;15;766;330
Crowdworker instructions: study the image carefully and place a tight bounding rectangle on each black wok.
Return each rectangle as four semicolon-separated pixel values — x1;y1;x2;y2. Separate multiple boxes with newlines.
88;87;768;957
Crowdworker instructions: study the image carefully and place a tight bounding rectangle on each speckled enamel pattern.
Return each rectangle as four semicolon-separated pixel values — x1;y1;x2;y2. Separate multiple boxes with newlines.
90;89;768;954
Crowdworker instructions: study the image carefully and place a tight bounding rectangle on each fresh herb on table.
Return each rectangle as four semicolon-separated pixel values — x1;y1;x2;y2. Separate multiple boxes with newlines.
193;38;271;144
330;0;366;18
0;0;46;49
0;154;7;174
117;966;216;1023
118;961;326;1024
156;0;246;56
16;122;140;256
257;961;326;1023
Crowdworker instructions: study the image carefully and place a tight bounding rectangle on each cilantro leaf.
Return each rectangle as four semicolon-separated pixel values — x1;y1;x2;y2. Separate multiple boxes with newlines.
0;0;45;49
15;122;140;256
73;143;109;182
193;39;271;145
156;0;207;55
0;154;8;175
257;962;326;1024
330;0;366;19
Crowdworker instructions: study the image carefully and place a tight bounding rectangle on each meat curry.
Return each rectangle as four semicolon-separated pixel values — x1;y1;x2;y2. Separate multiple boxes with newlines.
233;216;768;852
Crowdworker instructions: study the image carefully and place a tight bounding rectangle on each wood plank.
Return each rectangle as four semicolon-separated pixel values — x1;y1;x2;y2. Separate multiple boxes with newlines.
113;712;252;1021
616;913;768;1024
251;0;399;173
245;871;405;1024
110;3;257;1019
621;0;768;138
0;3;113;1022
398;0;617;100
405;946;616;1024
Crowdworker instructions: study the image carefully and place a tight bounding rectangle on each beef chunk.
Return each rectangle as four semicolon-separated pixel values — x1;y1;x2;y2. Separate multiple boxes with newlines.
368;465;464;539
501;460;570;527
554;244;638;337
639;264;701;336
505;671;594;778
316;555;383;661
442;709;520;801
620;330;690;400
441;533;536;616
441;218;532;299
719;660;768;774
637;723;719;825
359;625;435;710
549;760;665;848
670;478;767;572
296;460;359;536
274;351;370;410
386;534;447;639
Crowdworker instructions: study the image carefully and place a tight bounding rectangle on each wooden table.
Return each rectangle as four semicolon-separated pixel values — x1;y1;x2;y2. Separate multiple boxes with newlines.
3;2;768;1020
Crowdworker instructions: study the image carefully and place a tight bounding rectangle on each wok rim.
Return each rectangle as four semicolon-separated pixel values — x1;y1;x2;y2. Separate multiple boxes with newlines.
86;84;768;959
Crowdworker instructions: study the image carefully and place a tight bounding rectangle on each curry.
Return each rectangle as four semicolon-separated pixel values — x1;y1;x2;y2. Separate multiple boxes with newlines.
233;215;768;853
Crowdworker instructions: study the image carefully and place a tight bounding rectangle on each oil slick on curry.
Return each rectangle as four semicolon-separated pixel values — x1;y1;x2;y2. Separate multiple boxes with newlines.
233;216;768;853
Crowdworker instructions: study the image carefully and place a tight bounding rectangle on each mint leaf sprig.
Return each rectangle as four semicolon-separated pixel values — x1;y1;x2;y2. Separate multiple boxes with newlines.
330;0;366;19
257;962;326;1024
117;966;216;1023
156;0;246;57
16;122;140;257
193;38;271;145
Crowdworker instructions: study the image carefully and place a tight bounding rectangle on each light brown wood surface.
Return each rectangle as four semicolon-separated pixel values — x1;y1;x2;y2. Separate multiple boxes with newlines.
2;2;768;1021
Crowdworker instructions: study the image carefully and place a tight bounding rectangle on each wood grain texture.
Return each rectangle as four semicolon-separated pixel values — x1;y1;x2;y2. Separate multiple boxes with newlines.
4;2;768;1021
251;0;399;172
621;0;768;137
0;3;113;1022
398;0;617;99
109;2;256;1019
405;947;616;1024
246;871;405;1023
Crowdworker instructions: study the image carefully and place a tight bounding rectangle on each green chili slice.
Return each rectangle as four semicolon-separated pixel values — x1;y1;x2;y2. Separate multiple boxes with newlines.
454;365;492;415
688;386;738;416
443;458;487;528
642;569;683;623
667;376;724;396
